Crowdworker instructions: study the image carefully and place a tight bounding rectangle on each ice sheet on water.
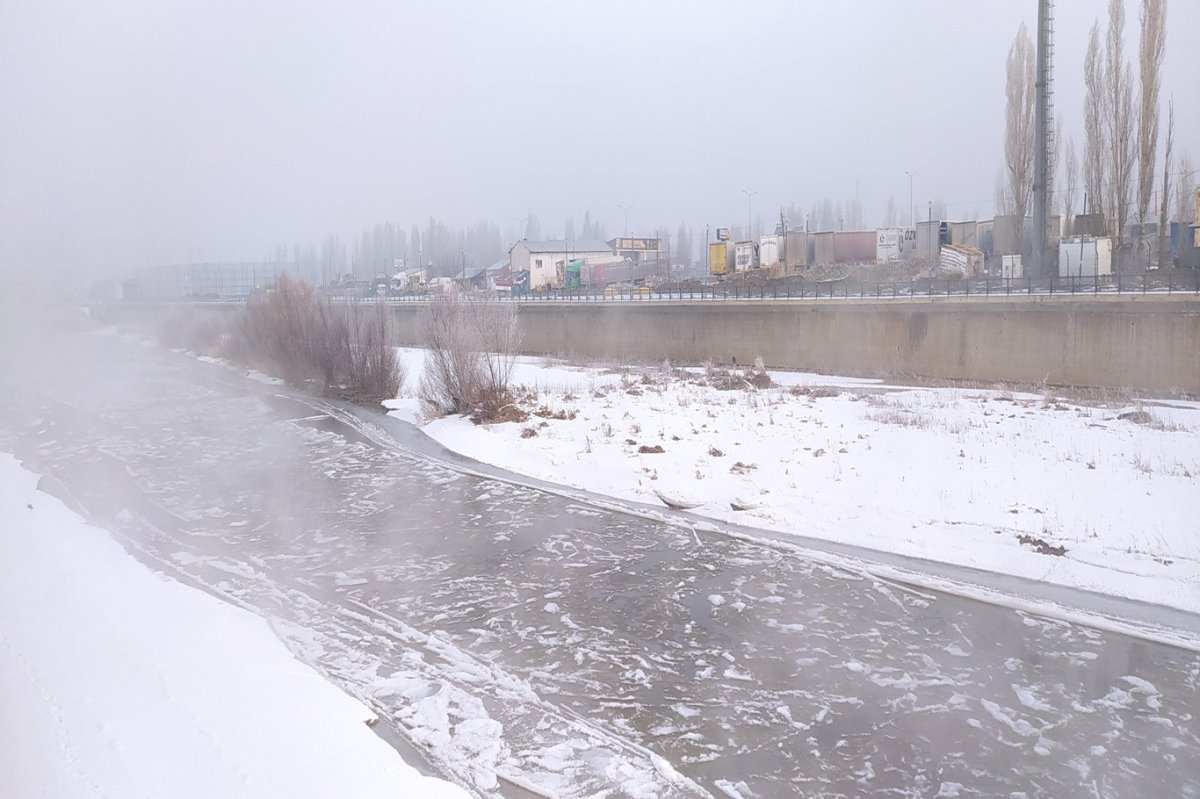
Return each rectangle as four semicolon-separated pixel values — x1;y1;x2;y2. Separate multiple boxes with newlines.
981;698;1041;738
1012;684;1054;712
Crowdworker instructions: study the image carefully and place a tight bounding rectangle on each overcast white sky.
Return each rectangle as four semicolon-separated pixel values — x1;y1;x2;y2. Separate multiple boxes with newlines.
1;0;1196;277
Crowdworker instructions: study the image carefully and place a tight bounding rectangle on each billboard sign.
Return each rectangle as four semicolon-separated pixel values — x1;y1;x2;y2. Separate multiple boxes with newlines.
716;227;731;241
611;237;662;251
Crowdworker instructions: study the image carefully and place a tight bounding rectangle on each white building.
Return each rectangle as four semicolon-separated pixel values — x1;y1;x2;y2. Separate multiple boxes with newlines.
509;239;613;290
1059;237;1113;278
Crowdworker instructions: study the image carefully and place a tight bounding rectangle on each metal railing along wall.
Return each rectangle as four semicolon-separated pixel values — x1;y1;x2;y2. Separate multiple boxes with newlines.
317;272;1200;304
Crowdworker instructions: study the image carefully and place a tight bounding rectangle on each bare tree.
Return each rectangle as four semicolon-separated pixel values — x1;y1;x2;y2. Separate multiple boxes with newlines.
1158;99;1174;266
1083;21;1106;225
1004;22;1036;237
1064;135;1080;235
1137;0;1168;263
1105;0;1136;268
993;168;1008;219
1177;152;1195;226
418;293;523;420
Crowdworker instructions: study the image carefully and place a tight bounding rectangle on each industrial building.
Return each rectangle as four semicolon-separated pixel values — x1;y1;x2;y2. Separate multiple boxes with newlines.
508;239;613;290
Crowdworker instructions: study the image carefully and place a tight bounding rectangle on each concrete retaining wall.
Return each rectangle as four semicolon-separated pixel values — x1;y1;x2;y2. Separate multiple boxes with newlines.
386;297;1200;394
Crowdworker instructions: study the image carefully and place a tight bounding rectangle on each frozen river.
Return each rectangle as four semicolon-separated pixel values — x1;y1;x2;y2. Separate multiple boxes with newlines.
2;318;1197;798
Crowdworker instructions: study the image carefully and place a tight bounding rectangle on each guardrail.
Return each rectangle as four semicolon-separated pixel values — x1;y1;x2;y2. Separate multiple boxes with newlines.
317;272;1200;303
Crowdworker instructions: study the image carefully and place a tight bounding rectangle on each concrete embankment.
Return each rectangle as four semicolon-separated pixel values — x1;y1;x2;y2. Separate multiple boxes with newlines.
385;295;1199;394
95;295;1200;394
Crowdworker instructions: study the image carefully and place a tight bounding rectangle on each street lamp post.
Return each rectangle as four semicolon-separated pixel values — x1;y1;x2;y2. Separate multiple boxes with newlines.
617;204;634;236
904;170;916;228
741;189;758;240
928;200;934;263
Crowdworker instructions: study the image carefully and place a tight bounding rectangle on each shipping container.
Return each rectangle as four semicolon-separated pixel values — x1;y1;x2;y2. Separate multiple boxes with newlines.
810;231;835;265
833;231;876;264
947;221;978;249
876;228;902;263
1058;237;1113;277
782;231;807;270
708;241;731;277
759;235;780;268
734;240;759;272
914;220;942;262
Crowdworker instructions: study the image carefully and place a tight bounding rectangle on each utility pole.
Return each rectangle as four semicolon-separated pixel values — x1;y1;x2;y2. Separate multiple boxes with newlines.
905;170;916;228
1032;0;1055;277
705;224;710;278
741;189;757;240
928;201;934;264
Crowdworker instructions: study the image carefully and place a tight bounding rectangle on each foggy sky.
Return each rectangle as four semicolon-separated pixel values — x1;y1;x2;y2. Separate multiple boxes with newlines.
2;0;1197;279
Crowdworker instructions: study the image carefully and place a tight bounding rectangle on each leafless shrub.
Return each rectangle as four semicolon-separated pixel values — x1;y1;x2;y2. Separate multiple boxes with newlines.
307;297;352;389
638;444;665;454
533;407;576;420
1120;405;1188;432
748;371;773;389
708;446;724;457
237;274;320;385
418;293;524;420
346;303;403;404
230;276;402;406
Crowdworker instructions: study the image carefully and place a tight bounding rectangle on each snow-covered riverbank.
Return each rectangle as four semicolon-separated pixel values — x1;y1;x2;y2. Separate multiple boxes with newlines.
389;349;1200;617
0;452;470;799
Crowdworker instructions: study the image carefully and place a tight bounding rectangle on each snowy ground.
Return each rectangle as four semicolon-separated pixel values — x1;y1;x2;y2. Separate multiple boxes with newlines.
389;348;1200;616
0;452;470;799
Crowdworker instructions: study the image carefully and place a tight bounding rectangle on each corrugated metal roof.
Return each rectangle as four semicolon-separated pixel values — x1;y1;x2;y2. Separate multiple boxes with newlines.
456;265;487;280
511;239;613;254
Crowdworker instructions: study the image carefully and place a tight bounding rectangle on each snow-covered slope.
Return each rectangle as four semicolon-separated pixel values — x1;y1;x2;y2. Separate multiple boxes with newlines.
0;452;470;799
394;350;1200;616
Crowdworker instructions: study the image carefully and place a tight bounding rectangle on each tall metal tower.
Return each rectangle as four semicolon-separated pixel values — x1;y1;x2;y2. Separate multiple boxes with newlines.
1032;0;1055;276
